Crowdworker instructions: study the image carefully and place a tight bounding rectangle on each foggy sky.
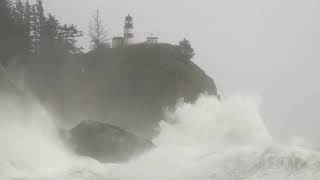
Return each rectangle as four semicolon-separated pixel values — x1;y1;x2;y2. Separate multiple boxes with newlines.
39;0;320;145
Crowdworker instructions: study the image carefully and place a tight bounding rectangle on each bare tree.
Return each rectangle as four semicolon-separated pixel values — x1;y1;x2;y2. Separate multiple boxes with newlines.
89;9;110;50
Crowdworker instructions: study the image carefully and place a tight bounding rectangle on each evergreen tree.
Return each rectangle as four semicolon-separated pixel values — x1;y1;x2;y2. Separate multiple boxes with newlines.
0;0;31;63
35;0;46;55
13;0;24;22
24;0;33;54
30;4;39;54
0;0;83;59
35;0;45;24
40;13;59;54
59;24;83;54
12;0;26;54
176;38;195;61
0;0;14;62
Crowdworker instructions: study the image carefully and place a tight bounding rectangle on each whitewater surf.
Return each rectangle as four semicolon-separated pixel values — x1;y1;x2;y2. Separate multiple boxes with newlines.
0;93;320;180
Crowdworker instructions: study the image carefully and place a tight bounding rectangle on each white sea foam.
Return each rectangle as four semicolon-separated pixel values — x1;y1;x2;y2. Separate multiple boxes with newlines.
0;93;319;180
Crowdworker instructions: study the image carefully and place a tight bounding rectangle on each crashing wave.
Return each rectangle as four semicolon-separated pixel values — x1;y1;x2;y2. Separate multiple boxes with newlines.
1;94;320;180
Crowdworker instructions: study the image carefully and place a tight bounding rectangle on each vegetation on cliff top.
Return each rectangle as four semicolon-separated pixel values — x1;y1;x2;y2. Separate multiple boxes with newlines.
1;0;217;137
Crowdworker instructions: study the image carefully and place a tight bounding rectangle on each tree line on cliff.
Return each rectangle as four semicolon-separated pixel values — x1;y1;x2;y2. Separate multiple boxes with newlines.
0;0;84;64
0;0;195;67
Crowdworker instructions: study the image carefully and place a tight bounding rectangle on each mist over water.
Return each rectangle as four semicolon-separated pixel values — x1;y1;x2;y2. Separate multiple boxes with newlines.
1;93;320;180
0;93;105;180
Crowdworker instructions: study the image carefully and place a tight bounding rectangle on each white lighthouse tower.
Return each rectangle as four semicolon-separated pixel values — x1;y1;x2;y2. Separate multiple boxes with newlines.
124;14;134;45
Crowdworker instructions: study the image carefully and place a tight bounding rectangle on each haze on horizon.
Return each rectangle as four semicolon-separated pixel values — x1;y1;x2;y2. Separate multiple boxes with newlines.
39;0;320;146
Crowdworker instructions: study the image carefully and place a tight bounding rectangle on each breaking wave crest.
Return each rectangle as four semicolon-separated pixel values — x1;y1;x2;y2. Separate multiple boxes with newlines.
0;93;320;180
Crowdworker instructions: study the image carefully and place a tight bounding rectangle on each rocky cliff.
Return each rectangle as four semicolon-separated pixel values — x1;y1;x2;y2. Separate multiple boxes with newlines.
26;43;217;138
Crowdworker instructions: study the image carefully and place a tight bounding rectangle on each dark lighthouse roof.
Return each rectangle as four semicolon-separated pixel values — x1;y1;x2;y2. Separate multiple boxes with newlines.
125;14;133;21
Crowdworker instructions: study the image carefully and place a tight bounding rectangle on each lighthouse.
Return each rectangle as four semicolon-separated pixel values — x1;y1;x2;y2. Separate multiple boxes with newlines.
112;14;159;48
124;14;134;45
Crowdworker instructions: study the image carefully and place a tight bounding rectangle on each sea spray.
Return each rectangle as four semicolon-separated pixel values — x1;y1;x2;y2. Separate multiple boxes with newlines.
0;93;320;180
109;95;320;180
156;95;273;148
108;95;273;180
0;93;107;180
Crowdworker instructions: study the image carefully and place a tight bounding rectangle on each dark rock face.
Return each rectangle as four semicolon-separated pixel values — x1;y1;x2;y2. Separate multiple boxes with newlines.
65;120;154;163
26;43;217;138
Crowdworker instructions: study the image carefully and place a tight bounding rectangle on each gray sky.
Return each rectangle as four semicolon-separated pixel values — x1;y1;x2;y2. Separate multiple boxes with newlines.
40;0;320;145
